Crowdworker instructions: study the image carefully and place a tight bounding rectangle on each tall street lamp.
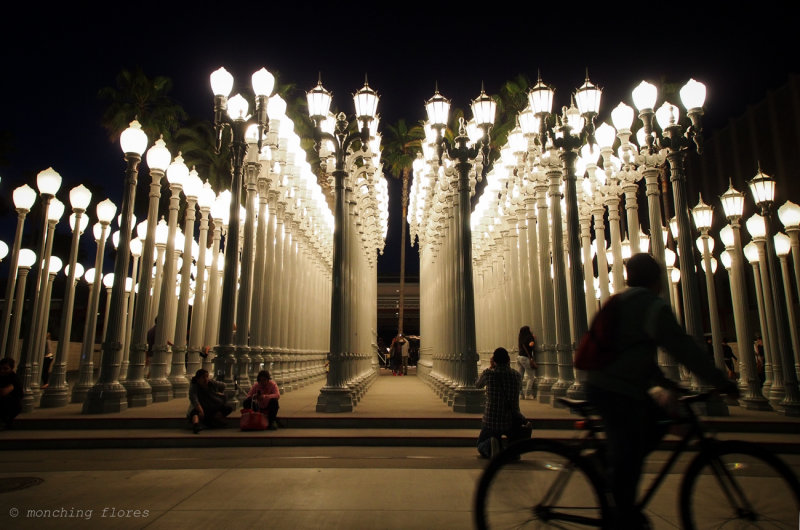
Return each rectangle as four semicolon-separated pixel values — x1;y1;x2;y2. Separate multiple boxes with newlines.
719;183;771;409
1;184;36;357
308;76;378;413
421;83;493;413
210;66;274;405
83;120;148;413
748;169;800;415
8;249;36;361
773;233;800;378
692;195;725;372
41;184;92;407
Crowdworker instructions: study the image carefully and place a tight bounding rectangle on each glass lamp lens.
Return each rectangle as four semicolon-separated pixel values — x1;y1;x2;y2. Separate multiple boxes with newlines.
166;154;189;186
226;94;249;120
745;214;766;238
518;107;540;135
680;78;706;110
183;169;203;200
655;102;679;129
37;167;63;196
120;120;148;155
251;68;275;97
575;78;602;115
146;138;172;171
611;102;634;131
307;81;332;120
632;81;657;111
529;79;554;115
69;184;92;210
425;91;450;127
210;67;234;97
778;200;800;228
354;82;379;120
719;225;734;247
471;90;497;127
692;197;713;230
97;198;118;224
267;95;287;118
743;241;760;263
749;170;776;204
14;184;37;209
18;249;36;268
774;232;791;256
0;241;7;261
595;123;616;149
48;198;65;222
720;184;745;218
155;219;169;245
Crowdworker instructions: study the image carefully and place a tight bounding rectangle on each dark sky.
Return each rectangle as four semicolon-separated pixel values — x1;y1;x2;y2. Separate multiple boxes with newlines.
1;2;796;277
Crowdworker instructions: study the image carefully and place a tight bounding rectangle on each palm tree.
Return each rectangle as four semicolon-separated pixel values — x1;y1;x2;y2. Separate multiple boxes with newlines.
382;119;425;335
98;67;187;143
174;119;231;192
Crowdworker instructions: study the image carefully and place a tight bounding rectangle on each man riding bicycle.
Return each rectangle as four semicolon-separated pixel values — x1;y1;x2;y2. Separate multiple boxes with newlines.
585;253;739;529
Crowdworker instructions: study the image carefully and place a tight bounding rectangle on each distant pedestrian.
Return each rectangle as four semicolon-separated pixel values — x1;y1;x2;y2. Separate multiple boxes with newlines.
399;335;409;375
517;326;537;399
721;338;738;379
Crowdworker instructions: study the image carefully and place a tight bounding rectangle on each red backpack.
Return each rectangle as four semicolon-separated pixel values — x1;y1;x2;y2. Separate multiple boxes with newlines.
574;293;623;370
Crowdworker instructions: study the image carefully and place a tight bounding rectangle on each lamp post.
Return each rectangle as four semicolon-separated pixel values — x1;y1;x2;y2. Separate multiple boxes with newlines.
720;183;771;409
778;200;800;328
8;249;36;361
692;195;725;373
773;233;800;379
83;120;148;414
307;76;378;412
171;168;202;397
41;185;92;407
744;240;774;397
748;169;800;415
187;180;215;375
18;168;61;407
150;154;188;402
124;137;170;406
1;184;36;357
120;237;142;380
21;197;64;412
417;83;491;413
210;67;273;406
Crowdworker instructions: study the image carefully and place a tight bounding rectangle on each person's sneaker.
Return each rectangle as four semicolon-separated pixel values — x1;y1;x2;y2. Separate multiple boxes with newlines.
490;437;501;459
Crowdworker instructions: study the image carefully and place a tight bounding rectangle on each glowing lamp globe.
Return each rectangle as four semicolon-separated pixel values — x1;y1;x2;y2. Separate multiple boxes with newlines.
166;154;189;187
69;213;89;233
136;220;148;241
0;241;7;261
146;137;172;172
183;168;203;200
748;169;776;206
778;200;800;229
13;184;37;210
745;214;767;239
354;80;380;122
670;268;681;284
198;181;216;210
595;123;616;149
720;183;745;219
664;247;676;268
471;88;496;128
120;120;148;155
37;167;63;196
696;236;715;254
267;95;287;118
528;77;554;115
774;232;791;257
425;89;451;128
692;195;713;230
611;102;634;131
69;184;92;211
103;273;115;289
130;237;143;258
18;249;36;268
48;256;63;275
155;219;169;246
680;79;706;111
575;76;602;115
65;263;85;279
84;268;96;284
632;81;657;111
227;94;249;120
47;198;65;222
720;250;732;269
210;67;234;97
700;256;717;274
743;242;760;264
307;78;332;121
251;68;274;98
96;199;117;224
655;102;680;130
719;225;734;248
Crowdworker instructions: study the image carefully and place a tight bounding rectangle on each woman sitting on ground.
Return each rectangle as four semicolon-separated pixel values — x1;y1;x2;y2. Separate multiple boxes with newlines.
187;369;232;434
243;370;281;430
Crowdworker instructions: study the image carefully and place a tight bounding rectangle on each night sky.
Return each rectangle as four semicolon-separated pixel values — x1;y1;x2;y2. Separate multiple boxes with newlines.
1;2;796;278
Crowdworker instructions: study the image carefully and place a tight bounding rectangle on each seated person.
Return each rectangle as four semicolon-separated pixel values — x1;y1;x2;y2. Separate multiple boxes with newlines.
0;358;23;430
243;370;280;430
187;369;232;434
476;347;529;458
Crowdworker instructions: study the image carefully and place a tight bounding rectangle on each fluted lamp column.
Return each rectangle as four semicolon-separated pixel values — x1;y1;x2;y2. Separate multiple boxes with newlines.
1;185;37;358
41;185;92;407
83;120;148;414
773;233;800;380
748;170;800;415
8;250;36;361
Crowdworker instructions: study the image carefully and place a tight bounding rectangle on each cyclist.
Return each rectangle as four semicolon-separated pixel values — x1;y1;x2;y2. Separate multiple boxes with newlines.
585;253;739;529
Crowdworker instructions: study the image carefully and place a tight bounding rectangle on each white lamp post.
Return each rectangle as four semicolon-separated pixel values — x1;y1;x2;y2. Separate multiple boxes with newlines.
188;180;215;375
778;200;800;324
41;184;92;407
84;119;147;414
774;233;800;381
1;184;36;357
8;249;36;362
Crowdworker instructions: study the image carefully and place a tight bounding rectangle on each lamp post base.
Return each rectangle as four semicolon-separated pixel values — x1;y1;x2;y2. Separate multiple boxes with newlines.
452;387;484;413
82;383;129;414
316;387;353;413
123;380;153;407
739;395;773;411
777;399;800;417
39;387;69;408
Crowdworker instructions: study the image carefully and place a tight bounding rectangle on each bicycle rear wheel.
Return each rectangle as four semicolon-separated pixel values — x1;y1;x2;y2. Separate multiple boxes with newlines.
680;440;800;529
474;439;610;529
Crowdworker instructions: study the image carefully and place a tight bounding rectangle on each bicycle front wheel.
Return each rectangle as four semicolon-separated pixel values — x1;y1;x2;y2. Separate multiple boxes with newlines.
680;440;800;529
474;439;610;529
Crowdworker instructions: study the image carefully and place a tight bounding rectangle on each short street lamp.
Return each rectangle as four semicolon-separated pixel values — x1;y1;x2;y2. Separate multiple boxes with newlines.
748;169;800;416
420;83;494;413
307;75;378;413
210;66;274;404
84;120;148;414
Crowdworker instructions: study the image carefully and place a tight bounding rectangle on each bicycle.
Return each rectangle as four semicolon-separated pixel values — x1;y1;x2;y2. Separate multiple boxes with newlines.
474;392;800;529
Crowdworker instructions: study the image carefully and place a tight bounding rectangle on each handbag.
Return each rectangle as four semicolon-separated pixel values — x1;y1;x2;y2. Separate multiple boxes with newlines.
239;408;268;431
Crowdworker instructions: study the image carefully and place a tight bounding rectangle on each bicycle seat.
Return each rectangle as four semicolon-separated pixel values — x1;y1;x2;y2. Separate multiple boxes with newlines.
556;398;596;416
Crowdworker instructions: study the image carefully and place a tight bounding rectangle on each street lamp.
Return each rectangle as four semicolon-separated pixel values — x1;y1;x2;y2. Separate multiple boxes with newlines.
41;184;92;407
188;180;216;375
720;182;770;409
308;75;378;413
748;168;800;415
1;184;36;357
210;66;274;406
773;232;800;379
416;82;491;413
8;249;36;361
124;136;171;406
778;200;800;314
83;119;148;414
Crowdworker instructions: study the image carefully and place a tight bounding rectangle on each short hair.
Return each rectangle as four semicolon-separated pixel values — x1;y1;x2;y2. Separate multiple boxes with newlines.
0;358;15;370
492;347;510;365
194;368;208;380
626;253;662;289
257;370;271;381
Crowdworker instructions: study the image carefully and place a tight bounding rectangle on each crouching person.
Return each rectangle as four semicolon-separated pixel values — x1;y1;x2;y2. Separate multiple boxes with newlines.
187;369;232;434
476;347;530;459
243;370;280;430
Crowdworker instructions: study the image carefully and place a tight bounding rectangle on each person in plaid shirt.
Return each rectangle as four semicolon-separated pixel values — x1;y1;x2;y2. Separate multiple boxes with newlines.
476;347;528;458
